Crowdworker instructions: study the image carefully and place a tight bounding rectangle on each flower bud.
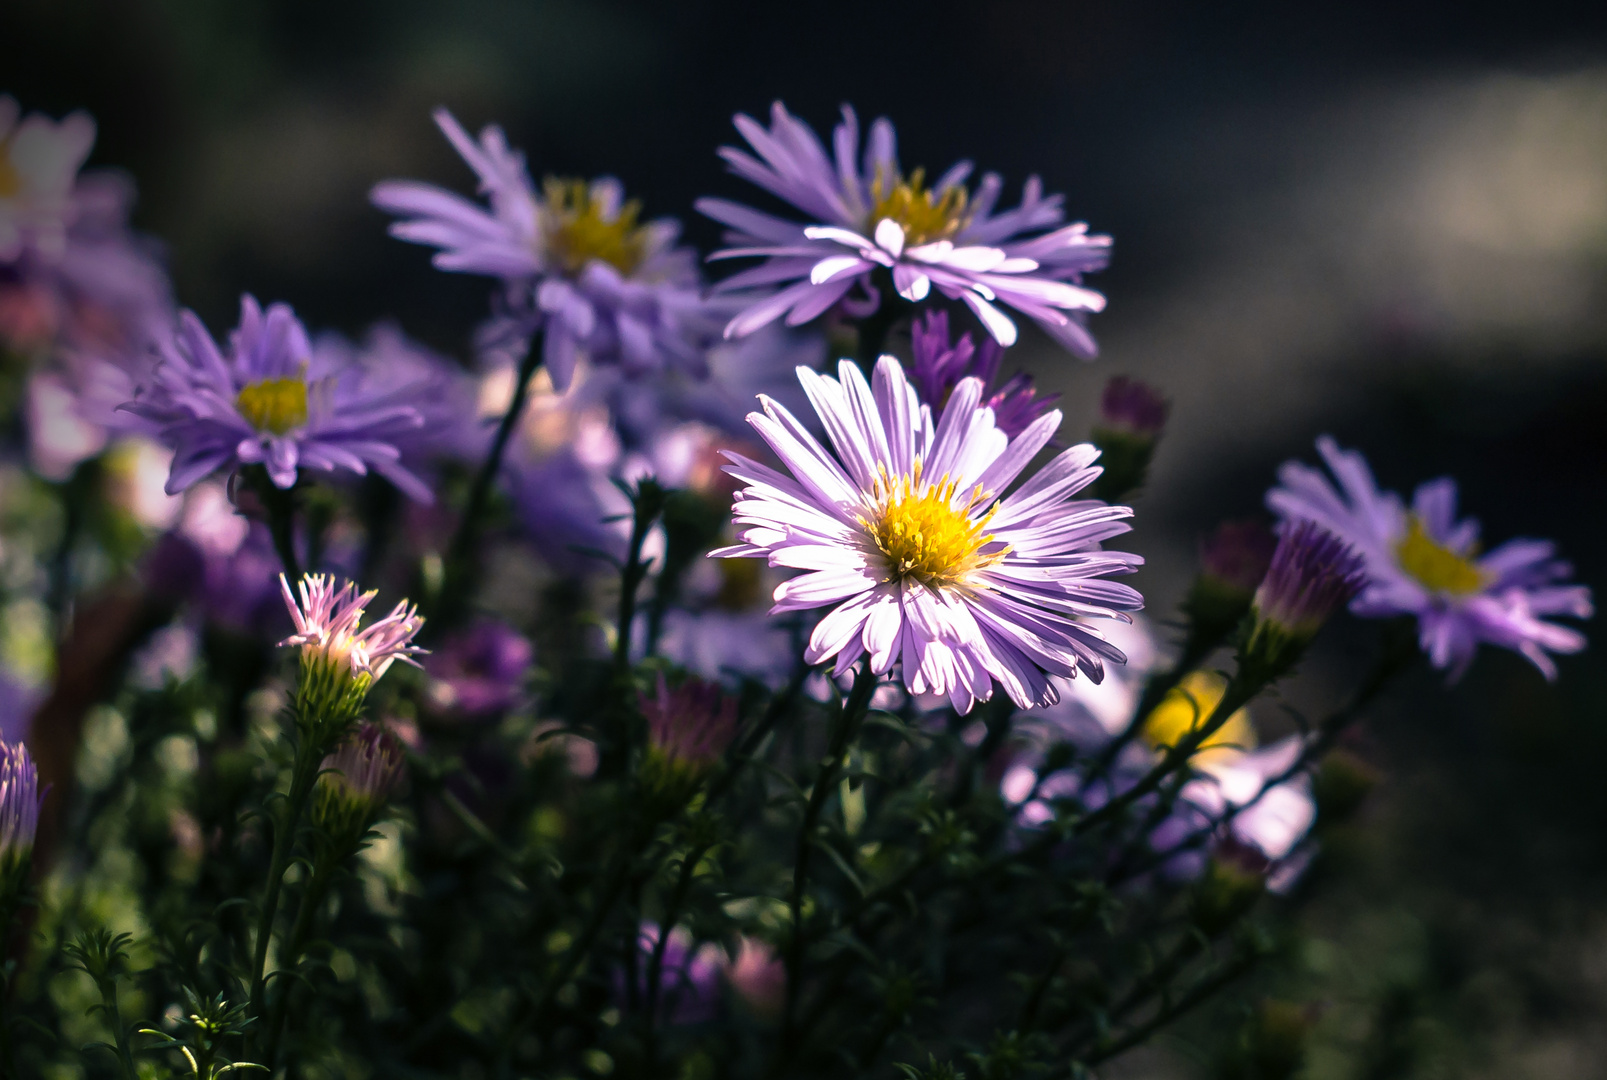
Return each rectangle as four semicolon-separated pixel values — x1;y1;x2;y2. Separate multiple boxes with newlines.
1191;840;1268;934
1089;376;1168;502
1182;520;1277;643
279;574;425;744
642;674;739;769
0;740;40;898
1239;522;1365;682
1313;748;1380;827
312;722;406;845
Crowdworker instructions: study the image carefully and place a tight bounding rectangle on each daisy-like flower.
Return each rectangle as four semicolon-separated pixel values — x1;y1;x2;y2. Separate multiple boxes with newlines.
124;295;435;499
908;309;1057;438
697;102;1110;353
1267;437;1592;679
371;109;721;391
278;573;426;686
713;357;1143;713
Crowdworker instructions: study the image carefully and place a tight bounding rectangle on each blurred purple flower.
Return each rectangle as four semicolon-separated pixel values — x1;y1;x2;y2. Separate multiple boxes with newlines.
1269;437;1593;679
908;309;1057;438
1198;520;1278;596
697;102;1109;353
424;620;533;720
125;295;434;499
641;673;739;768
617;924;723;1026
1096;376;1168;439
372;109;723;391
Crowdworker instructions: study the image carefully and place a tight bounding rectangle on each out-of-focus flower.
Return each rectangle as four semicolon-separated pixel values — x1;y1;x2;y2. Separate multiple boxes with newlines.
279;573;425;687
313;323;488;469
424;620;533;720
1268;436;1593;679
0;739;40;888
1088;376;1168;502
1140;671;1256;769
656;608;798;687
908;310;1057;438
26;369;107;479
1241;521;1366;679
372;109;722;391
640;673;739;769
698;102;1109;353
103;437;182;529
0;97;172;363
715;358;1142;713
618;924;723;1026
125;296;433;499
723;936;786;1020
1182;520;1279;644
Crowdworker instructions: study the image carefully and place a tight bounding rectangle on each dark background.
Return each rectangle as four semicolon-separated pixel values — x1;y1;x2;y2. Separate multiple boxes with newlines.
6;2;1607;1075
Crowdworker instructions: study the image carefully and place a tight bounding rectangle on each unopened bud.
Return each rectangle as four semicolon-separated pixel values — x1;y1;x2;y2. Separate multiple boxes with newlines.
1192;841;1268;934
1089;376;1168;502
0;740;40;900
1239;523;1365;682
312;722;406;844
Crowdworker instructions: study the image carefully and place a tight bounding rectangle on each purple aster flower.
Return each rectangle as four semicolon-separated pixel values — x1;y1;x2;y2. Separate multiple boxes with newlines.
125;295;434;500
0;739;41;883
1268;437;1593;679
618;924;723;1026
712;357;1143;713
423;619;533;720
697;102;1110;353
318;722;406;809
372;108;722;391
908;310;1057;439
279;573;426;686
640;673;739;768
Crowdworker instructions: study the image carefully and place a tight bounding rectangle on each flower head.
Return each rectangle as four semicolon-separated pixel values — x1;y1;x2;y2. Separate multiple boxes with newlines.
279;573;425;686
698;102;1110;354
1181;519;1278;641
125;296;434;499
0;740;40;883
1240;521;1365;680
714;357;1143;713
641;673;739;768
312;722;406;842
908;310;1057;438
1268;437;1593;679
372;109;722;391
1096;376;1169;439
0;96;95;262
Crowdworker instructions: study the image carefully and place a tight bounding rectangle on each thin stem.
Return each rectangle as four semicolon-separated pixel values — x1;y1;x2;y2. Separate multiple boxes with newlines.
249;469;303;583
644;838;713;1067
93;971;138;1080
780;662;879;1056
1075;950;1261;1069
614;482;666;671
443;332;544;611
262;844;341;1068
246;737;322;1037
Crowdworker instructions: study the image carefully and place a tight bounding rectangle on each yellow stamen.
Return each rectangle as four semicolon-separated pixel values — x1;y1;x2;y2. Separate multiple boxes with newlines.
542;178;649;276
236;375;309;435
869;166;969;246
861;460;1004;587
1395;515;1486;596
1142;671;1256;767
0;141;22;200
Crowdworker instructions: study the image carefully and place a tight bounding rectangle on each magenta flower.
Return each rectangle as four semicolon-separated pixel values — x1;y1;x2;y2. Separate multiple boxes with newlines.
697;102;1110;353
372;109;722;391
640;674;740;767
278;573;426;685
1096;376;1169;440
424;620;533;720
908;310;1057;438
125;296;434;499
0;739;40;876
319;722;406;808
1268;437;1593;679
713;357;1143;713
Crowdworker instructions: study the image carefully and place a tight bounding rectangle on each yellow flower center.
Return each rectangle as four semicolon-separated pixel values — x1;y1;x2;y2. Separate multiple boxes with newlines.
1142;671;1256;767
869;166;969;246
0;141;22;200
861;461;1004;587
1394;515;1486;596
541;178;649;276
236;376;309;435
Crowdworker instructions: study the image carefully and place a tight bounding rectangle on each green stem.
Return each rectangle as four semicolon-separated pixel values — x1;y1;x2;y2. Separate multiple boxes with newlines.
251;469;302;583
93;971;138;1080
614;483;666;671
780;662;879;1056
442;331;544;615
246;737;323;1038
262;843;342;1068
1075;950;1261;1069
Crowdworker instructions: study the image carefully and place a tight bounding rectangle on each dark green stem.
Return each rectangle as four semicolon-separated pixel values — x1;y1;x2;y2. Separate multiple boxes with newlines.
780;662;880;1056
442;331;544;613
614;483;665;671
644;838;713;1066
247;736;323;1038
250;469;302;583
263;842;343;1068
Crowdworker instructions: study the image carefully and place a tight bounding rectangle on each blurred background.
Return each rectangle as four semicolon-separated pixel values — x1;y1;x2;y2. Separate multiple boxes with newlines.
5;1;1607;1075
